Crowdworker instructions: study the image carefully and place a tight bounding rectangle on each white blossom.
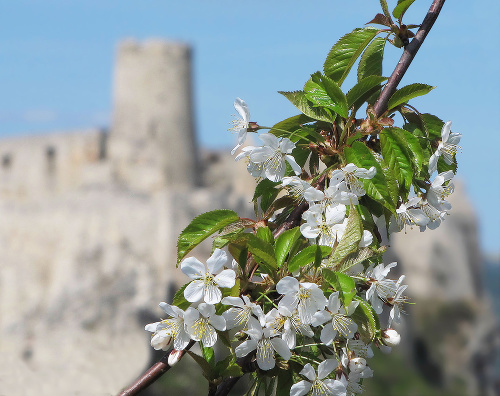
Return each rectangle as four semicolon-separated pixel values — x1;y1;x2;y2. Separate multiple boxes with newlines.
184;303;226;347
389;197;429;233
427;170;454;212
282;176;323;203
365;262;399;314
300;203;347;247
387;278;408;326
330;163;376;201
382;328;401;347
144;302;191;351
245;133;302;182
221;295;264;330
311;292;359;344
265;306;314;349
277;276;328;324
235;323;292;371
230;98;251;155
290;360;347;396
181;248;236;304
429;121;461;174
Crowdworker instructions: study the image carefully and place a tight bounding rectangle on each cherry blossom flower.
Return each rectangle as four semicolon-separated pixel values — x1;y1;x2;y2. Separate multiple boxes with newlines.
429;121;461;174
300;203;347;247
311;292;359;344
181;248;236;304
282;176;322;203
330;163;376;201
144;302;191;351
382;328;401;347
235;323;292;371
230;98;251;155
365;262;399;314
389;197;429;232
184;303;226;348
277;276;327;324
290;360;347;396
265;306;314;349
387;279;408;326
427;170;454;212
247;133;302;182
221;295;264;330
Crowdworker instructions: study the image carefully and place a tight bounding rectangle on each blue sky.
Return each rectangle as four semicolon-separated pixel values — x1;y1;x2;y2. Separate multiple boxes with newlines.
0;0;499;254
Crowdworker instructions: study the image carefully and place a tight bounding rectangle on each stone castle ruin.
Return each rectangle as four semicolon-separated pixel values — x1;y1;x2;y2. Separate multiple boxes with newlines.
0;40;497;395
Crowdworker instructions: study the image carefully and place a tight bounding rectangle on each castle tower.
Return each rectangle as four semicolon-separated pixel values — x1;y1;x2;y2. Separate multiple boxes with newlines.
109;39;200;191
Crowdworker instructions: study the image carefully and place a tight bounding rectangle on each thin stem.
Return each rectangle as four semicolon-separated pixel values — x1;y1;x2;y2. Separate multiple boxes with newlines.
116;340;195;396
372;0;446;118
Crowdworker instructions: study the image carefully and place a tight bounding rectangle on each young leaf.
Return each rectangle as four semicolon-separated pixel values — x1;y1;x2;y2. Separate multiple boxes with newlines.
337;247;374;274
269;114;314;138
253;179;279;213
288;245;332;273
247;234;277;274
329;205;362;266
393;0;416;20
346;75;387;110
324;27;379;86
380;129;414;191
177;209;239;264
357;37;386;82
322;269;356;306
304;73;348;118
274;227;302;267
256;226;274;245
279;90;332;122
187;351;215;380
201;343;216;368
387;83;435;110
421;113;444;139
344;142;395;211
172;282;191;310
351;298;380;343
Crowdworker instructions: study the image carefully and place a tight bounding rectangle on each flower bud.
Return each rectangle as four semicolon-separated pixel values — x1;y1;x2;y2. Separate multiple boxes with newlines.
349;357;367;373
382;328;401;347
168;349;183;366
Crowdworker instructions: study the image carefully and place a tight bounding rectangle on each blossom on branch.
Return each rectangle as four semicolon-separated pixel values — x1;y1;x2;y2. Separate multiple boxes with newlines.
144;302;191;351
428;121;461;174
221;295;264;330
290;360;347;396
184;303;226;348
230;97;251;155
180;248;236;304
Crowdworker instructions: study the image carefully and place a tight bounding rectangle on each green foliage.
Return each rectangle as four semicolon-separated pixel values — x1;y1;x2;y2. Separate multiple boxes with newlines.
172;283;191;310
358;37;386;82
392;0;416;20
269;114;314;138
253;179;280;213
256;226;274;245
329;205;362;267
345;142;396;212
324;27;380;85
347;76;387;112
337;247;374;274
247;234;278;275
287;245;332;273
387;83;435;110
304;72;348;118
322;269;356;306
274;227;302;267
352;298;380;343
279;90;333;122
380;128;416;191
177;210;240;264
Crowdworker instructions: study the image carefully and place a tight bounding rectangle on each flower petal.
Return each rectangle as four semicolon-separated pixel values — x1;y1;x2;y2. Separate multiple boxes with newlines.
290;381;313;396
317;359;336;379
234;97;250;123
184;280;205;303
204;283;222;304
201;324;218;347
299;363;316;381
235;339;258;357
271;337;292;361
276;276;299;295
214;269;236;288
198;302;216;318
181;257;206;279
206;248;228;274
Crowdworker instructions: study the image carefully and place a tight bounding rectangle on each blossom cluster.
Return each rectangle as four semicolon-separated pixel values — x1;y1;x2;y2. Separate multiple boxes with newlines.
143;97;461;395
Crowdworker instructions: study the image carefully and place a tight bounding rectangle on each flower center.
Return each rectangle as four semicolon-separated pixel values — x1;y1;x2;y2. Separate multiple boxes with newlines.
192;317;210;339
257;338;274;366
203;273;217;287
264;150;284;172
311;379;330;396
331;313;355;338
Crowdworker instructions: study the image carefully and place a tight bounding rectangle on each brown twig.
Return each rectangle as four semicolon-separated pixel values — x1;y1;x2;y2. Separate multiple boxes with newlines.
372;0;446;117
116;340;195;396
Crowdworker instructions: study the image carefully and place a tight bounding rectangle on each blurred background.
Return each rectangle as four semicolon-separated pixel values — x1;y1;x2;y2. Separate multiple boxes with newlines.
0;1;498;395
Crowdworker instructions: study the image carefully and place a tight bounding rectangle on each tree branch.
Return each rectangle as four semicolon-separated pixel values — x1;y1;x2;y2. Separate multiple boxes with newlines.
116;340;195;396
373;0;446;117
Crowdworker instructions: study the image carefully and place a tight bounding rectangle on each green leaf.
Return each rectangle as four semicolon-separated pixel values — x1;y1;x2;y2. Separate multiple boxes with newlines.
393;0;416;20
269;114;314;138
247;234;277;274
256;226;274;245
387;83;435;110
276;367;294;396
337;247;374;274
347;75;387;110
288;245;332;273
437;156;457;174
187;351;215;380
324;27;379;85
357;37;386;82
201;343;216;368
344;142;395;211
304;72;348;118
322;269;356;306
172;283;191;310
253;179;279;213
351;298;380;343
329;205;362;266
274;227;302;267
279;90;332;122
421;113;444;139
380;129;414;191
377;155;401;205
177;210;239;264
